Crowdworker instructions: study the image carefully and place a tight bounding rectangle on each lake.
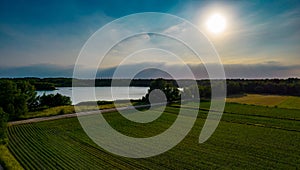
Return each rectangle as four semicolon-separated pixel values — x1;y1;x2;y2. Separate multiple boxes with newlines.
37;87;149;105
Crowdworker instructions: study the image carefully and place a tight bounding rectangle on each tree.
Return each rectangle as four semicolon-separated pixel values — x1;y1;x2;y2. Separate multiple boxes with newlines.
198;85;211;99
16;81;38;111
182;85;199;100
32;82;56;90
143;79;180;103
0;80;28;120
53;93;72;106
227;82;242;95
0;107;8;144
39;93;71;107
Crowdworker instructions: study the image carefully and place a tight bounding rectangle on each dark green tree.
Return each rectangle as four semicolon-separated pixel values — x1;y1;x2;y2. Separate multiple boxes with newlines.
0;80;28;120
143;78;180;103
182;85;200;100
16;81;38;111
39;93;71;107
0;107;8;144
227;82;241;95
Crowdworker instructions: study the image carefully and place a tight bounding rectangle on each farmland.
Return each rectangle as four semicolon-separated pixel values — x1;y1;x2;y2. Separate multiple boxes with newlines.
6;101;300;169
226;94;300;109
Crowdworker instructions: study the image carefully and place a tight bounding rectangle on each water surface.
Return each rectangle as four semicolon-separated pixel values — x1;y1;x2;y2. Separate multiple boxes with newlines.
37;87;149;104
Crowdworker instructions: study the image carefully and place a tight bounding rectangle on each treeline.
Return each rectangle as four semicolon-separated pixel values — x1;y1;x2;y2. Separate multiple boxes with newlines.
141;78;300;103
152;78;300;97
1;78;300;96
180;78;300;98
1;78;66;90
227;79;300;96
197;78;300;97
1;78;153;90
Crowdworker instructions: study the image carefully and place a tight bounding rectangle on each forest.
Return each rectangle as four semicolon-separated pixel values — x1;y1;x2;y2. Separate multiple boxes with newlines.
1;77;299;96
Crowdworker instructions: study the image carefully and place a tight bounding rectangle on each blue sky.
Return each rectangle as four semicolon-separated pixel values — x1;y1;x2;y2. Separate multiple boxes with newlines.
0;0;299;78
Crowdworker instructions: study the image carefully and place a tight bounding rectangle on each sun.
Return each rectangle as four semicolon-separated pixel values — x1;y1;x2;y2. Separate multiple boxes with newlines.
206;13;226;34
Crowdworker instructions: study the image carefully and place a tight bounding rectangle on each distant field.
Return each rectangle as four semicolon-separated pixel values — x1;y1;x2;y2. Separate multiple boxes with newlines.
7;102;300;169
278;97;300;109
226;94;300;109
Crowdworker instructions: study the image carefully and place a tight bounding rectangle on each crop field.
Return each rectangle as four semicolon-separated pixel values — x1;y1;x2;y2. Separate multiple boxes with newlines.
226;94;300;109
7;102;300;169
277;96;300;110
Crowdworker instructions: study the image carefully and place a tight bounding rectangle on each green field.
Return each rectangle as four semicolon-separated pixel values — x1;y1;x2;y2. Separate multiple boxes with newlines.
6;102;300;169
18;101;135;120
226;94;300;109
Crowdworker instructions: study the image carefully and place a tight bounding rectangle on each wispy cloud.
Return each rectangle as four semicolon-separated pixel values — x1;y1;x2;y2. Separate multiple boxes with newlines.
1;62;298;79
0;0;299;78
0;64;74;78
97;62;300;79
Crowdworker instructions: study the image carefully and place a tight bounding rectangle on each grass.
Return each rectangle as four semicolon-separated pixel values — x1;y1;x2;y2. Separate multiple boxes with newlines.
19;100;137;120
6;102;300;169
19;106;75;119
0;145;23;170
226;94;300;109
278;96;300;109
178;101;300;130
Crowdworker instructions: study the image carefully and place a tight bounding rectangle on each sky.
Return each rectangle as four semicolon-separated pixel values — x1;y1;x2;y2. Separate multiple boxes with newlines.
0;0;299;78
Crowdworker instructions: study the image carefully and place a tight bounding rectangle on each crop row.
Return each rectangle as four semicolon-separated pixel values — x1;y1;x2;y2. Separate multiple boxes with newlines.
7;105;300;169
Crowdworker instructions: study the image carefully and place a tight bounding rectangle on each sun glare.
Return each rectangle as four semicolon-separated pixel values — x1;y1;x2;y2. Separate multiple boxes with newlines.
206;13;226;34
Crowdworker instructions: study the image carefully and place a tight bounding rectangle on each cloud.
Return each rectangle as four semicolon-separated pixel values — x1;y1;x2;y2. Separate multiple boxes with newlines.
97;62;300;79
0;64;74;78
0;61;299;79
222;63;300;79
